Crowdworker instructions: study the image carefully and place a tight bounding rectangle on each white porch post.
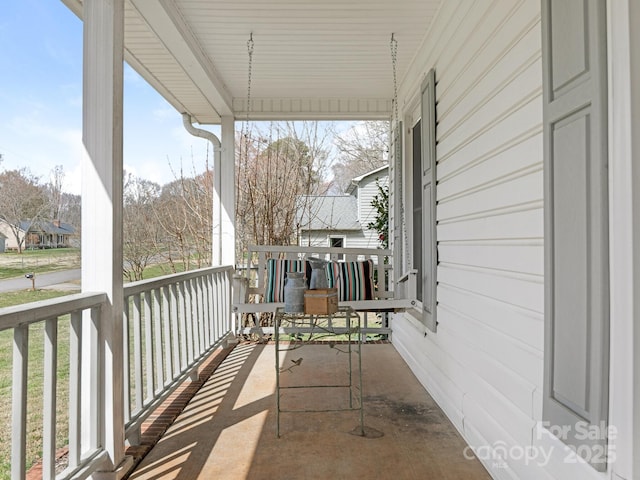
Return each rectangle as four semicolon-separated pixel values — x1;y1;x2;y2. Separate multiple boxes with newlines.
220;116;236;266
81;0;130;476
212;134;222;266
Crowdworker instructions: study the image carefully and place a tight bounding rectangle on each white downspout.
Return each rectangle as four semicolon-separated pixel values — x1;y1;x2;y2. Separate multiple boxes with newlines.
182;113;223;266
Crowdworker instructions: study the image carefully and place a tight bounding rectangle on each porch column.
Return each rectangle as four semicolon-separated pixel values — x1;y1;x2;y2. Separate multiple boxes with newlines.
220;116;236;266
212;131;222;266
81;0;130;477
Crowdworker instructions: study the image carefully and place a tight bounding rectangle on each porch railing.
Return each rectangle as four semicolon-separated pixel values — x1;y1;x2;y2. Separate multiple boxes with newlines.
0;292;108;480
123;265;234;445
0;264;234;479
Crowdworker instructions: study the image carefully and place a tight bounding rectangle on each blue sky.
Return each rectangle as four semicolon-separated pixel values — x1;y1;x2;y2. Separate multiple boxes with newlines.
0;0;215;194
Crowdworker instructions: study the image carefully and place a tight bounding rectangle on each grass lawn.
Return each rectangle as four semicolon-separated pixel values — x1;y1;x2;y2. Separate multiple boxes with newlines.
0;289;77;480
138;262;187;280
0;248;80;280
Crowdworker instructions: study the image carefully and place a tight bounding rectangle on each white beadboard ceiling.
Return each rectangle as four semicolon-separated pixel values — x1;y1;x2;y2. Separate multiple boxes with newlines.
63;0;442;123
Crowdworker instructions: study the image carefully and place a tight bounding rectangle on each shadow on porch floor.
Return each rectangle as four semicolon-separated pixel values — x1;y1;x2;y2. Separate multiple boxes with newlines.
126;341;490;480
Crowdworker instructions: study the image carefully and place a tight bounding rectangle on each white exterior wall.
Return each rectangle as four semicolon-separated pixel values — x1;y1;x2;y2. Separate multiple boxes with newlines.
391;1;607;478
0;222;24;250
299;230;369;250
357;171;388;248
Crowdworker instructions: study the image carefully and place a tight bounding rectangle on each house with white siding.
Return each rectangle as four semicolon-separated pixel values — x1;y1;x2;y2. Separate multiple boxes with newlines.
297;165;388;250
4;1;639;479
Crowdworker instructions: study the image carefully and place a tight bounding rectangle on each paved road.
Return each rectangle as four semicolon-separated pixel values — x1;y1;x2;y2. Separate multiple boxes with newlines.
0;269;81;293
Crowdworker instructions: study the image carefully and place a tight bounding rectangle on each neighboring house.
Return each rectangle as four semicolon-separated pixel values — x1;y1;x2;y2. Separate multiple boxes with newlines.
0;220;75;250
297;165;388;250
0;232;6;253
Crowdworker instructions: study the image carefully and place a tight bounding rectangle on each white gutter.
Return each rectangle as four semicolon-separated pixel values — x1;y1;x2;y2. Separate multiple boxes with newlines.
182;113;223;266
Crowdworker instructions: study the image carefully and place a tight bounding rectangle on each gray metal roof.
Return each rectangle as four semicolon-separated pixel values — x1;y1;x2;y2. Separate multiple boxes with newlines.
296;196;360;231
19;221;75;235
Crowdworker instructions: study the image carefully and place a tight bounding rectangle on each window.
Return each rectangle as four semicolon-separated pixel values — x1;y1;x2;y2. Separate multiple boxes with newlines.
412;120;423;303
329;236;344;260
409;68;437;332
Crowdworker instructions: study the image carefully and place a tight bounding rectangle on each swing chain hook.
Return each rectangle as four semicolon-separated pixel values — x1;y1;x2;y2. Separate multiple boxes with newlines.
246;32;254;117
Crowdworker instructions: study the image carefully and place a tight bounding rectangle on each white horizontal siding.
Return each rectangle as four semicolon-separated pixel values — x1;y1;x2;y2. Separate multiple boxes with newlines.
437;132;542;202
357;172;388;248
438;243;543;276
343;233;379;250
437;264;543;313
437;168;542;221
299;230;376;250
437;306;542;391
437;203;543;242
391;323;466;432
436;284;543;351
388;1;600;478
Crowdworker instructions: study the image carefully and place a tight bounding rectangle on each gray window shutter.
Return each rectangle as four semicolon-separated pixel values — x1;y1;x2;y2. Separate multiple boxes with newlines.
542;0;609;471
421;69;437;332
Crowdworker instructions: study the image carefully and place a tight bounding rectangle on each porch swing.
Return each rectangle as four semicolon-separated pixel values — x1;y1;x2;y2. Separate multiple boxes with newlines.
232;33;418;336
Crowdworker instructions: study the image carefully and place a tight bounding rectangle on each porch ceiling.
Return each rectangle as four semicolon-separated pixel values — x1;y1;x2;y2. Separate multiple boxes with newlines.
62;0;442;123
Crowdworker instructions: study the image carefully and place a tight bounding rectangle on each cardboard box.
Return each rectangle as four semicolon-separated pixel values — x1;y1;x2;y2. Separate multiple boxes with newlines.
304;288;338;315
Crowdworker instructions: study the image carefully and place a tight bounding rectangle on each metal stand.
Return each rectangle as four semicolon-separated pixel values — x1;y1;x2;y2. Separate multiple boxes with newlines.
274;306;363;438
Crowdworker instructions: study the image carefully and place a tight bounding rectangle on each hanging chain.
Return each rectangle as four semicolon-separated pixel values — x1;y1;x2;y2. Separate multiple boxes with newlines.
390;33;400;142
239;33;255;258
246;33;254;121
240;33;254;170
241;33;254;144
390;33;409;269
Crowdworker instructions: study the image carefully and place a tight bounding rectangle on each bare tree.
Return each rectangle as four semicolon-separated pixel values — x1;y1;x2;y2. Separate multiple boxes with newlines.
235;121;331;256
47;165;66;221
123;173;162;281
329;121;390;193
0;168;49;253
59;192;81;245
42;165;81;244
154;160;213;273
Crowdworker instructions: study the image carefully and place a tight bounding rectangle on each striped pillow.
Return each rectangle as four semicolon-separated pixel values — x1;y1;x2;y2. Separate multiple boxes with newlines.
326;260;374;301
264;259;305;302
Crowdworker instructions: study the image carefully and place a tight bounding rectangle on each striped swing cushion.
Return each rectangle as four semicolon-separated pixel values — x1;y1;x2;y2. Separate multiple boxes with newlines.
326;260;374;301
264;259;305;302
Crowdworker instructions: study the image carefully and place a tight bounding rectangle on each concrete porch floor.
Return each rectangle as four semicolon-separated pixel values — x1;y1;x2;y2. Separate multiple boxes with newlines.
127;341;490;480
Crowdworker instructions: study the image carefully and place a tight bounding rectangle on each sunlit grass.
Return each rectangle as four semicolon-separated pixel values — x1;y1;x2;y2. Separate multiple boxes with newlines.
0;248;80;280
0;289;75;480
138;262;187;280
